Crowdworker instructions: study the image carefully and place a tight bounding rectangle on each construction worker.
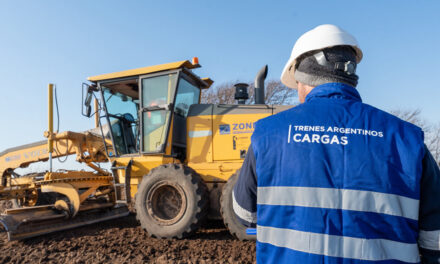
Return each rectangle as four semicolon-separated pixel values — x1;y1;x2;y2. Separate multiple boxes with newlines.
233;24;440;263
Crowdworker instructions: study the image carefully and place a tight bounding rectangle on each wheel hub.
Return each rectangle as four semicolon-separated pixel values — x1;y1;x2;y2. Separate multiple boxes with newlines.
146;181;187;225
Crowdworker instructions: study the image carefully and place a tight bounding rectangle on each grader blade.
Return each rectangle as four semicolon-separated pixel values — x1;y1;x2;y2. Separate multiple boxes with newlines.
0;204;129;241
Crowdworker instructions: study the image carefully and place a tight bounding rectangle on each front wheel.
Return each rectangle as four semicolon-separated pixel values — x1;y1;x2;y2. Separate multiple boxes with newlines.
135;164;209;238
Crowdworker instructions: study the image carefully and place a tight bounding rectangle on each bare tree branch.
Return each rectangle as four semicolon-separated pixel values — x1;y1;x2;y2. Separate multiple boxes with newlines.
202;80;297;105
391;109;440;165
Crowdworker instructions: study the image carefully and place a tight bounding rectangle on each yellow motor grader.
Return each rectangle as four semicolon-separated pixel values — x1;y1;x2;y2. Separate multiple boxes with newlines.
0;59;292;241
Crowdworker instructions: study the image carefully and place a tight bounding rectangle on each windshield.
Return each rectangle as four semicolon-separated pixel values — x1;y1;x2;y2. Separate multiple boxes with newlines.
103;87;139;155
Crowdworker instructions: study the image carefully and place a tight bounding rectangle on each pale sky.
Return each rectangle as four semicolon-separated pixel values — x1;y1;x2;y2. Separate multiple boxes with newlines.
1;0;439;155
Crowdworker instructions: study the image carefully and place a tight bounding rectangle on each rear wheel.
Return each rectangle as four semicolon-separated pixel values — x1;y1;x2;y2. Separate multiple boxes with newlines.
220;170;256;240
12;190;57;208
12;189;39;208
135;164;209;238
10;173;49;208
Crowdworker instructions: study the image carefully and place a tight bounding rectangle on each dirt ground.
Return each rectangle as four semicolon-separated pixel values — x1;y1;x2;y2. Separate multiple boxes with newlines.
0;201;256;264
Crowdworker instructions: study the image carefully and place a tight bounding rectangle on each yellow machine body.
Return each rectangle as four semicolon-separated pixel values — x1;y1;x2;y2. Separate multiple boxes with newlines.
92;60;291;200
111;105;291;209
93;61;293;216
186;104;291;182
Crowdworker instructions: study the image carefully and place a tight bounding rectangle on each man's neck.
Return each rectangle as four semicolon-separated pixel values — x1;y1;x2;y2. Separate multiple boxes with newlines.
297;82;315;103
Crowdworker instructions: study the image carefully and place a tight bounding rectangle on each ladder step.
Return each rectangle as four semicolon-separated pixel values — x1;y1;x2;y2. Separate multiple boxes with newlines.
111;166;126;170
114;183;125;187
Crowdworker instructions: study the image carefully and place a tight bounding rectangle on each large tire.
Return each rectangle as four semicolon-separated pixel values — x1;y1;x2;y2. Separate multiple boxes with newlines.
220;170;256;240
135;164;209;238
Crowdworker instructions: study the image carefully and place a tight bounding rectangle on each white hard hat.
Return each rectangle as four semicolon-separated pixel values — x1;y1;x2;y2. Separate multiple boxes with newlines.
281;24;363;89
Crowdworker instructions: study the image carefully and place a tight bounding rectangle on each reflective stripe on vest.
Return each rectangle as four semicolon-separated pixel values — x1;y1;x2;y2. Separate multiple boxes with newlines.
257;186;419;220
232;190;257;223
257;225;420;263
419;229;440;251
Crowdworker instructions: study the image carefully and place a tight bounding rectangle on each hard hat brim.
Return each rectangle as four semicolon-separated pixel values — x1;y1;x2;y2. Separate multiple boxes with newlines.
281;57;299;89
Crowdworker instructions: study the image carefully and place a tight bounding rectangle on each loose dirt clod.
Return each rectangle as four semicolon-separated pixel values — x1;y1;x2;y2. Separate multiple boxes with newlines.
0;214;256;264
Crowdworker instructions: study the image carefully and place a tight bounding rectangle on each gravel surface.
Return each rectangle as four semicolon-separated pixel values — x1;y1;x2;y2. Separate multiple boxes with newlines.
0;201;256;264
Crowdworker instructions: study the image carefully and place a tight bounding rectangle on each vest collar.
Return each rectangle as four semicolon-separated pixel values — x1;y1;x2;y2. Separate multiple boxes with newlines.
305;83;362;103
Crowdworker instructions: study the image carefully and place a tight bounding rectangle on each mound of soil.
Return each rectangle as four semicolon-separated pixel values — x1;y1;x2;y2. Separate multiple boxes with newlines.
0;214;256;263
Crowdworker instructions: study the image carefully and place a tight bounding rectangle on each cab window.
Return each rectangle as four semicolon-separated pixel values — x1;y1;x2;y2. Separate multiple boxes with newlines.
103;88;139;155
174;77;200;117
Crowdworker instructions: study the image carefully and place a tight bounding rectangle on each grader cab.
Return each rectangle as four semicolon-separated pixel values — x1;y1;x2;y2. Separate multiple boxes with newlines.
0;58;292;241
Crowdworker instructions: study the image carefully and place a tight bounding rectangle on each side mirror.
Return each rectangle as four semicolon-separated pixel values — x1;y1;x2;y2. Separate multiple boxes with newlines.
82;83;96;117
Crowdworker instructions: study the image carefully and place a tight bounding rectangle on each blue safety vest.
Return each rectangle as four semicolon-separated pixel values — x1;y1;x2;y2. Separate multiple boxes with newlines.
251;83;425;263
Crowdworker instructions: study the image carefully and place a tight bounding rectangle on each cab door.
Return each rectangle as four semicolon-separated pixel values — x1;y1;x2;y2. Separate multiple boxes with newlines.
139;72;177;154
171;74;202;158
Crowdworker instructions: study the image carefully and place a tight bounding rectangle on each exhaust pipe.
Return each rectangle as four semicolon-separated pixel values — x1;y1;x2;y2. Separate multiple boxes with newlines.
254;65;268;104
